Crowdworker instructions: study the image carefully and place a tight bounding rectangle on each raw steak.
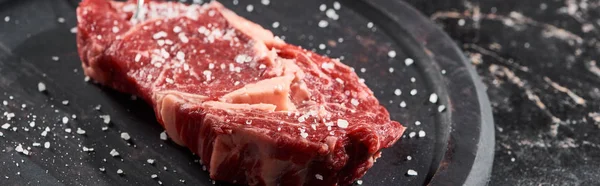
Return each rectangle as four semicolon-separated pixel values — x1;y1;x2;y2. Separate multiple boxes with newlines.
76;0;405;185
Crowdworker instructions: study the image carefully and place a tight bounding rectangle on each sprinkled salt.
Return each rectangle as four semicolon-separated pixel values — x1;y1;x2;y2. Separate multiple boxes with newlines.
110;149;119;157
173;26;182;33
410;89;417;96
318;20;329;28
438;105;446;112
261;0;270;5
57;17;65;23
388;50;396;58
394;89;401;96
151;174;158;179
333;1;341;10
70;27;77;33
4;16;9;22
367;22;374;28
83;146;94;152
0;131;3;137
147;159;155;164
350;99;359;106
408;132;416;138
62;116;69;124
326;9;339;20
315;174;323;180
121;132;131;141
406;156;412;161
360;68;366;73
405;58;414;66
272;21;280;28
112;26;119;33
407;169;418;176
152;31;167;39
62;100;69;105
38;82;47;92
356;180;363;185
246;4;254;12
415;121;421;126
33;142;40;147
76;128;86;135
319;44;326;50
117;169;124;175
410;77;416;82
160;131;168;140
319;4;327;11
399;101;407;108
65;128;72;133
389;67;394;73
418;130;426;137
441;70;447;74
99;167;106;172
100;115;111;124
44;142;50;149
337;119;349;128
429;93;438;103
29;122;35;128
134;53;142;62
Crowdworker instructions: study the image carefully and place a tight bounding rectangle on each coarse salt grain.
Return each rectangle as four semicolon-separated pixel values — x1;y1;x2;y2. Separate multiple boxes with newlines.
38;82;47;92
438;105;446;112
151;174;158;179
173;26;182;33
389;67;394;73
415;121;421;126
121;132;131;140
100;115;111;124
112;26;119;33
147;159;155;164
70;27;77;33
410;89;417;96
407;169;418;176
319;44;326;50
246;4;254;12
405;58;414;66
408;132;416;138
261;0;270;6
65;128;72;133
406;156;412;160
318;20;329;28
337;119;349;128
117;169;124;175
160;131;168;140
62;116;69;124
367;22;374;28
33;142;40;147
4;16;9;22
57;17;65;23
2;123;11;129
399;101;407;108
429;93;438;103
319;4;327;11
333;1;341;10
410;77;416;82
135;53;142;62
388;50;396;58
29;122;35;128
315;174;323;180
110;149;119;157
77;128;86;135
394;89;401;96
418;130;426;137
350;99;359;106
272;22;280;28
44;142;50;149
356;180;363;185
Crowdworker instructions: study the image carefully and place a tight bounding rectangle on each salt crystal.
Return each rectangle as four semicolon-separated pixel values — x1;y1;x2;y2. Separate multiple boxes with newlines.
337;119;349;128
76;128;86;135
70;27;77;33
406;156;412;161
418;130;426;137
62;116;69;124
151;174;158;179
315;174;323;180
408;132;416;138
134;54;142;62
415;121;421;126
318;20;329;28
350;99;359;106
356;180;363;185
319;44;326;50
0;131;3;137
333;1;341;10
173;26;182;33
394;89;401;96
410;89;417;96
4;16;9;22
29;122;35;128
112;26;119;33
360;68;366;73
33;142;41;147
65;128;72;133
152;31;167;39
388;50;396;58
261;0;270;5
147;159;155;164
405;58;414;66
2;101;6;105
62;100;69;105
117;169;124;175
272;22;280;28
326;9;339;20
246;4;254;12
83;146;94;152
100;115;111;124
44;142;50;149
38;82;47;92
410;77;416;82
438;105;446;112
441;69;447;74
367;22;374;28
99;167;105;172
406;169;418;176
15;144;23;152
160;131;168;140
57;17;65;23
121;132;131;140
389;67;394;73
110;149;119;157
429;93;438;103
84;76;91;82
102;127;108;131
51;56;60;61
319;4;327;11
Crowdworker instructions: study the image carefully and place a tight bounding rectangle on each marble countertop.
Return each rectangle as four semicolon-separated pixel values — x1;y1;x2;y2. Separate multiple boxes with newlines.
405;0;600;185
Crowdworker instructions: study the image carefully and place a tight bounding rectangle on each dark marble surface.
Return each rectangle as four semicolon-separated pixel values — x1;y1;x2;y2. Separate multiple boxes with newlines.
404;0;600;185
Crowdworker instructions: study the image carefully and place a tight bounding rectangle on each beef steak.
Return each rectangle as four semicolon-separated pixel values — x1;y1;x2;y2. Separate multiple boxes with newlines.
76;0;405;185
